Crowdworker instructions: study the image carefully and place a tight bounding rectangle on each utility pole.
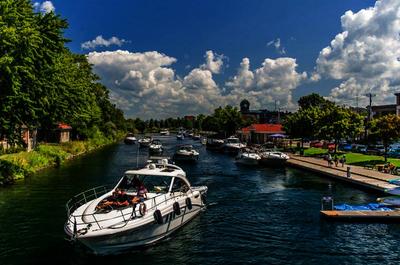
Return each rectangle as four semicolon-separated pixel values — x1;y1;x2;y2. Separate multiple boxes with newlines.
365;93;376;142
366;93;376;121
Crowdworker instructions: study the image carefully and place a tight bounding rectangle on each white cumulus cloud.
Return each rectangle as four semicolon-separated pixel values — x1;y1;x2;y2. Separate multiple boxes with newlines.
34;1;55;14
267;38;286;55
315;0;400;106
226;57;306;110
200;50;226;74
87;49;304;118
81;36;130;50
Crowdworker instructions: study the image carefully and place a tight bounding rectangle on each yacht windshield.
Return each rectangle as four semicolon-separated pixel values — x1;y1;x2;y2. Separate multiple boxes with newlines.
227;138;239;144
118;174;171;194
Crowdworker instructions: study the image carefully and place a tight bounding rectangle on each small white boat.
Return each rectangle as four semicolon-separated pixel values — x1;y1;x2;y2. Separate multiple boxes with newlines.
192;134;201;140
235;150;261;166
160;129;170;136
223;136;246;155
149;139;163;154
206;138;225;151
173;145;199;162
124;133;136;145
64;160;207;255
377;196;400;206
176;133;185;140
259;150;289;166
138;136;152;147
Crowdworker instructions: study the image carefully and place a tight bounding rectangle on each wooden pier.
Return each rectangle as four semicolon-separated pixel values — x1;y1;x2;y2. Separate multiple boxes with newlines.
287;155;398;192
320;210;400;221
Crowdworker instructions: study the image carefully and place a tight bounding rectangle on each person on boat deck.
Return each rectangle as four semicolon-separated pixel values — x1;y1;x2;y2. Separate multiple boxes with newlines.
131;176;148;199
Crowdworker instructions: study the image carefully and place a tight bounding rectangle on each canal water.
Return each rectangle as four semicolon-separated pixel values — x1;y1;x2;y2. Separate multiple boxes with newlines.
1;136;400;265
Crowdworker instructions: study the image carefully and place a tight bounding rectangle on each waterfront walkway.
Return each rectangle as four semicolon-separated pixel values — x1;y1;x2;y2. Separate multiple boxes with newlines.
287;155;399;192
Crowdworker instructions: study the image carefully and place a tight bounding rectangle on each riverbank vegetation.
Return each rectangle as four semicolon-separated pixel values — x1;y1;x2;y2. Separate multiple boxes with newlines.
0;1;130;184
0;131;123;185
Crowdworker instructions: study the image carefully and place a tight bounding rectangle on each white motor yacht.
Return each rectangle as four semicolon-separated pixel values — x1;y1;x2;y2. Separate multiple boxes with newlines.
124;133;137;145
64;160;208;255
259;150;289;166
235;150;261;166
138;136;152;148
206;138;225;151
192;134;201;140
223;136;246;154
149;139;163;154
160;129;170;136
176;133;185;140
173;145;199;162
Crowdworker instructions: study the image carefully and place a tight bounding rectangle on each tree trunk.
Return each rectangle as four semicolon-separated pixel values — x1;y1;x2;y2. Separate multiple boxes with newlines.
384;144;388;163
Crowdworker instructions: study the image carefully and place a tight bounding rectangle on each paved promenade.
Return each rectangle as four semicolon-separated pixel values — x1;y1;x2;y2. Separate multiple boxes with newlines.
287;155;399;192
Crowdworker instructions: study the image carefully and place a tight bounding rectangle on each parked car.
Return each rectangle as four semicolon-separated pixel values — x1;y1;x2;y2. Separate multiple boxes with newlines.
324;142;335;150
353;144;367;153
310;141;323;148
366;145;385;155
338;143;353;151
388;148;400;158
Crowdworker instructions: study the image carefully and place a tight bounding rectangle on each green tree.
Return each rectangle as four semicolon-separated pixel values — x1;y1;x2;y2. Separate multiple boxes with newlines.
298;93;332;109
283;107;321;150
371;114;400;162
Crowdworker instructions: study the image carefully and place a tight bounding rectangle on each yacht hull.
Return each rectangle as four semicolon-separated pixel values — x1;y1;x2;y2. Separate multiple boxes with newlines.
124;138;136;145
75;204;204;255
236;157;259;166
173;154;199;162
259;158;287;167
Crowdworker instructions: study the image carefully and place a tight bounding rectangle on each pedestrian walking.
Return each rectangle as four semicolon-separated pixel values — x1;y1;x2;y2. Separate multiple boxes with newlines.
333;155;339;167
327;153;332;167
339;155;346;167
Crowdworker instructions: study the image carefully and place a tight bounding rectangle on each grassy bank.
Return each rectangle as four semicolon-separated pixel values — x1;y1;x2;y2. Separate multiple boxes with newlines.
303;147;400;167
0;132;124;185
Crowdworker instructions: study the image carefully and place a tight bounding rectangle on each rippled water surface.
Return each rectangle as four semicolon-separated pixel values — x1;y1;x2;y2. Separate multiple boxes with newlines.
1;136;400;265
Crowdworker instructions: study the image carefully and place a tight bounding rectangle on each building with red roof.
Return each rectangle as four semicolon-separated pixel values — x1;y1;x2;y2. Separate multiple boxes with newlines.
238;123;285;144
56;122;72;143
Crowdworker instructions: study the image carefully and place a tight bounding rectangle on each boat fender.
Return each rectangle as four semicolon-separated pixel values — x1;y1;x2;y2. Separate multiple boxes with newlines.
139;203;147;216
201;194;207;205
173;202;181;215
153;209;163;224
186;197;193;210
77;227;88;236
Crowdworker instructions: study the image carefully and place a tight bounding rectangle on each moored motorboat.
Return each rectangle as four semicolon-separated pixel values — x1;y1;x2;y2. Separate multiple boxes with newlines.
64;160;208;255
176;133;185;140
223;136;246;155
138;136;152;148
206;138;225;151
160;129;170;136
149;139;163;154
173;145;199;162
124;133;137;145
377;196;400;206
259;150;289;166
192;134;201;140
235;150;261;166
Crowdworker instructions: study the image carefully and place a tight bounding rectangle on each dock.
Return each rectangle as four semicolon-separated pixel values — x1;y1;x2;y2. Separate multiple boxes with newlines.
287;155;398;192
320;210;400;221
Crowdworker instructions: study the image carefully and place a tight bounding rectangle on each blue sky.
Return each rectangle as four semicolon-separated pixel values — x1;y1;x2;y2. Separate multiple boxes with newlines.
35;0;400;118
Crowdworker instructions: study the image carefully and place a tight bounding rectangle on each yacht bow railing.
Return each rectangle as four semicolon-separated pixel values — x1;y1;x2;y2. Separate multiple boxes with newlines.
66;189;198;233
66;185;110;217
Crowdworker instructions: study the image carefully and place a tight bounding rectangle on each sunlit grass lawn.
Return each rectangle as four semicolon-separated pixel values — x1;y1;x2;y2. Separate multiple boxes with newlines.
303;147;400;167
